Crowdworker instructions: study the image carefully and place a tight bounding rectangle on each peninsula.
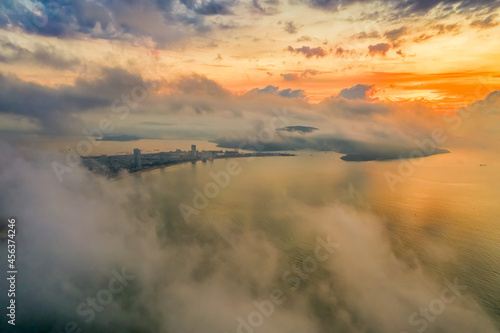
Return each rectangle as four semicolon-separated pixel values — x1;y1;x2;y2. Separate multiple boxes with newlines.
82;145;295;177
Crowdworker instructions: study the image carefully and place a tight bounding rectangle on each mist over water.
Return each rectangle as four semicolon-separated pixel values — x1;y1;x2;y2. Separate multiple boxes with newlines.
1;144;500;333
2;0;500;330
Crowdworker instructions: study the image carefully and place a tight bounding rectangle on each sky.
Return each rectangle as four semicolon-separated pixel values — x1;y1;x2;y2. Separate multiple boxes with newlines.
0;0;500;157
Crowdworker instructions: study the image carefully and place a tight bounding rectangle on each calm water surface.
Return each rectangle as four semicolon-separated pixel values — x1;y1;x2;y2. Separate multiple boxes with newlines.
120;147;500;331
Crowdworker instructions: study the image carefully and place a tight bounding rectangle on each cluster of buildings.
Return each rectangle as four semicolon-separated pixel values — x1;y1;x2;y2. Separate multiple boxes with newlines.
130;145;219;170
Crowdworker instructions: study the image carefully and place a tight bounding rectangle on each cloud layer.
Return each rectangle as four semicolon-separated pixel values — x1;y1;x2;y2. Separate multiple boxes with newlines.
0;142;498;332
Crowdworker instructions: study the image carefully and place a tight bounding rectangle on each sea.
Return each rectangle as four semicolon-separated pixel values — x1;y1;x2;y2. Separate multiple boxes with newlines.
112;140;500;332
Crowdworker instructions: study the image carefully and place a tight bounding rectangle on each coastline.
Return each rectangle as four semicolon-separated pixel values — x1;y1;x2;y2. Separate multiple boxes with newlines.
112;154;296;180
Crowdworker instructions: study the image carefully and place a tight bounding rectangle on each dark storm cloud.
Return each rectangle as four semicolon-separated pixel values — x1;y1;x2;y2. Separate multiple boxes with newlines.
0;37;80;70
286;45;328;58
0;67;152;133
368;43;391;56
338;84;373;100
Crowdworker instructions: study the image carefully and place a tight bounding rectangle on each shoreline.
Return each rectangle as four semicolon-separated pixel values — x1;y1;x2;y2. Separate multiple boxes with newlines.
112;154;296;180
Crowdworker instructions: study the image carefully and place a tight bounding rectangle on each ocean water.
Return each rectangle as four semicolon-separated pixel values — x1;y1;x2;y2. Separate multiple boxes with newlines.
2;143;499;332
119;148;500;332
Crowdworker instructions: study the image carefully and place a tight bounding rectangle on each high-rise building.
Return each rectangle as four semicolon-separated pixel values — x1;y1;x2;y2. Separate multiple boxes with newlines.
190;145;197;159
133;148;142;169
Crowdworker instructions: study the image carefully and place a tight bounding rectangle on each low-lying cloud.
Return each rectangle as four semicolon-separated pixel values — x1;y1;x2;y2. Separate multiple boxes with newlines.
0;143;498;332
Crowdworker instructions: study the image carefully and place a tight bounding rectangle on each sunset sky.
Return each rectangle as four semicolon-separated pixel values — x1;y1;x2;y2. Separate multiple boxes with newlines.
1;0;500;143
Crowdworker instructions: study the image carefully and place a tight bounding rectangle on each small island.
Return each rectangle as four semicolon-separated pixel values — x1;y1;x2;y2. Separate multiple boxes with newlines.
340;148;450;162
